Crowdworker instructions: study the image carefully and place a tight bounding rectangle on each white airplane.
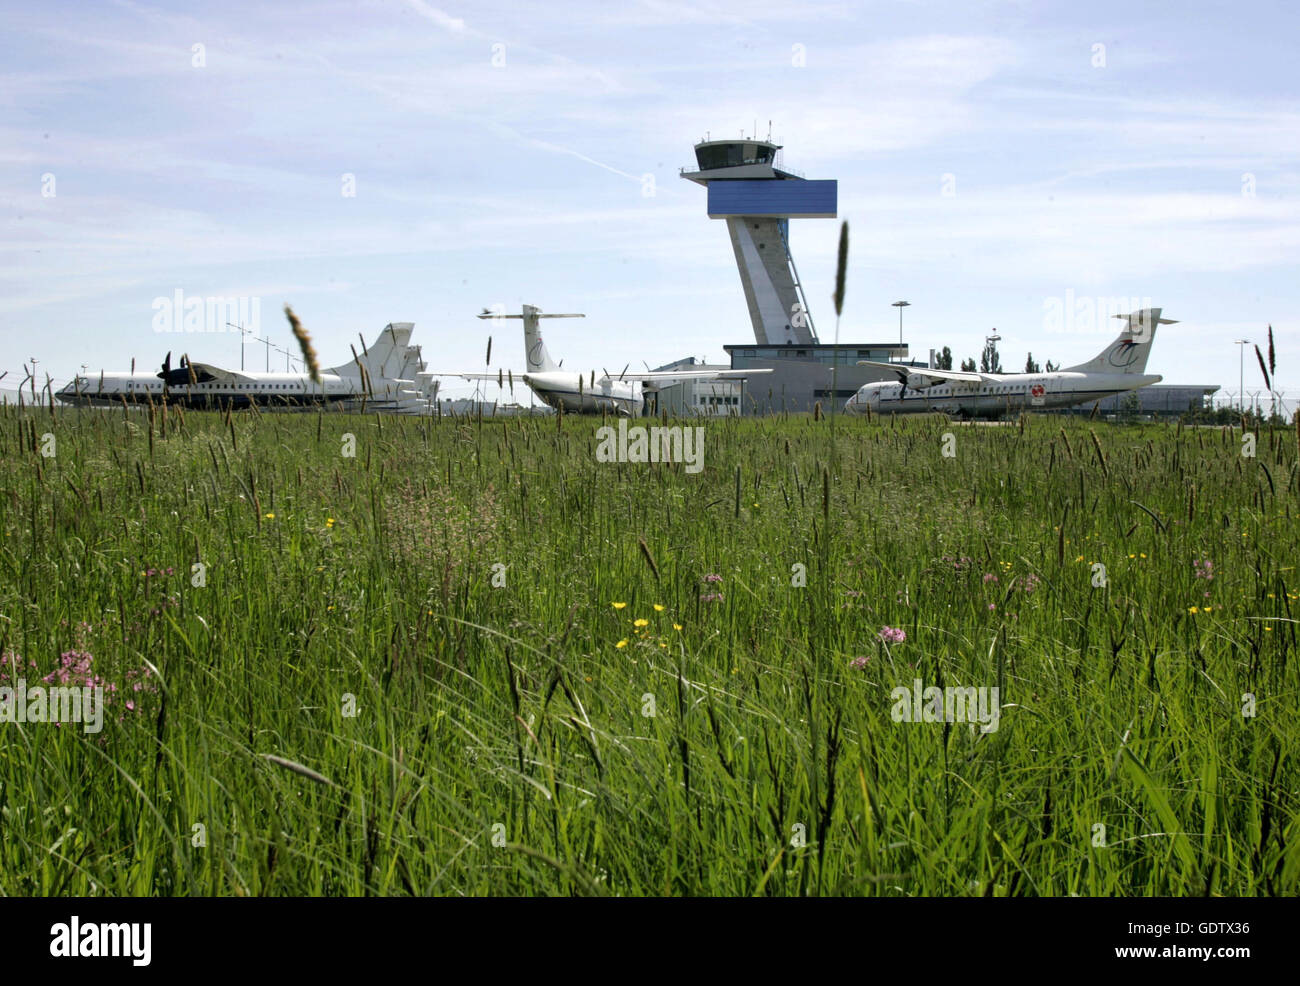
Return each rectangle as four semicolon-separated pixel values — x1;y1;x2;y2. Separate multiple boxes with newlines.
419;305;771;415
845;309;1175;419
56;323;429;413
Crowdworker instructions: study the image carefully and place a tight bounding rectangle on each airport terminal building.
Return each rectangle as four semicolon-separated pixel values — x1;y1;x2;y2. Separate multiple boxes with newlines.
723;341;908;415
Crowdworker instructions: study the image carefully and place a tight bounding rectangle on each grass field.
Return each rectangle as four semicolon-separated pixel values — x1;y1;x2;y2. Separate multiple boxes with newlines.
1;403;1297;896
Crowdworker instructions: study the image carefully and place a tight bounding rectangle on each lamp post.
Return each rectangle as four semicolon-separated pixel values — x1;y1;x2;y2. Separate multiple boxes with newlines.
1234;339;1249;412
892;300;910;346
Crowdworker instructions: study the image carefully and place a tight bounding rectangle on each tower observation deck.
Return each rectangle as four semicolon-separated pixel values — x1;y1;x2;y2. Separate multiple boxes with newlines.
681;136;837;346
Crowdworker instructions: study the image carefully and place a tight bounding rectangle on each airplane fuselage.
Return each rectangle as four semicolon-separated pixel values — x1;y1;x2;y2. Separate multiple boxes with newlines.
57;371;383;410
845;371;1163;418
521;371;643;415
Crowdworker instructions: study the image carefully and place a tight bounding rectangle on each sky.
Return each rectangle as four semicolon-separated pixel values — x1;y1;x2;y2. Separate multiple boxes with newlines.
2;0;1297;406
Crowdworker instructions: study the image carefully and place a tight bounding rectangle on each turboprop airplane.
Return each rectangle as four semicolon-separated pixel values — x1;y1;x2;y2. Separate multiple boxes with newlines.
419;305;771;415
845;309;1175;419
56;323;429;413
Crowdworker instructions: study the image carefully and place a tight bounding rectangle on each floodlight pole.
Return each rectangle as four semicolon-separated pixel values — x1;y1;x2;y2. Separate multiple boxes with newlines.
892;301;910;346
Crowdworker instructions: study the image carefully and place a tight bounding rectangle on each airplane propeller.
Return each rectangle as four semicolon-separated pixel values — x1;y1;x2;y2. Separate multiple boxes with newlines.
157;352;200;388
885;366;909;400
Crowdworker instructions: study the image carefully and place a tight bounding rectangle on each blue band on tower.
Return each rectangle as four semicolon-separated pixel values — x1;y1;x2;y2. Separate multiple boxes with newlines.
706;180;837;219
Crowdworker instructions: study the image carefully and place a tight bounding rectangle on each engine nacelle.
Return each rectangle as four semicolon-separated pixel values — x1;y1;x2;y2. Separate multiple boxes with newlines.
904;372;934;389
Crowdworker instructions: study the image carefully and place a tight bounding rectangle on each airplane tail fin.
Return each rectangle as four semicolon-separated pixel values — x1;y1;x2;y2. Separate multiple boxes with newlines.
1065;308;1175;374
477;305;583;374
328;323;414;382
522;305;557;373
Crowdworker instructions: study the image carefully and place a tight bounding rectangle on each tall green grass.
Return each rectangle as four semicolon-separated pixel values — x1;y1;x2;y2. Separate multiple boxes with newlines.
0;405;1296;895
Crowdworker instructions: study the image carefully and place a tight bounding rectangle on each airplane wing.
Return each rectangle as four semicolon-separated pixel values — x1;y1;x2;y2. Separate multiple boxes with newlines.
417;371;511;382
855;361;985;385
185;362;257;384
597;369;773;384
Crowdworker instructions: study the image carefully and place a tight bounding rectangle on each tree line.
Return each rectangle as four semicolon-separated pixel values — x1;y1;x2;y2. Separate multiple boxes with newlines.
932;340;1057;374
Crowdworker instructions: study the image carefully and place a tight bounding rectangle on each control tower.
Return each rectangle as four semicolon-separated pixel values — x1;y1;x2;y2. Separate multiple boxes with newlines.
681;135;837;346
